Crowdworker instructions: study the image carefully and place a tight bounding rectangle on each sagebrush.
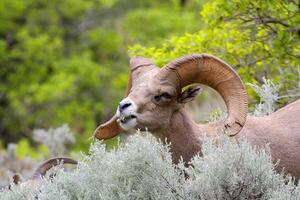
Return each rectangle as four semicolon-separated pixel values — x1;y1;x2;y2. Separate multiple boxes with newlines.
1;133;299;200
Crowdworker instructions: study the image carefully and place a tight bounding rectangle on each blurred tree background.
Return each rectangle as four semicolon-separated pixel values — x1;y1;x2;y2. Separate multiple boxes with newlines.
0;0;299;155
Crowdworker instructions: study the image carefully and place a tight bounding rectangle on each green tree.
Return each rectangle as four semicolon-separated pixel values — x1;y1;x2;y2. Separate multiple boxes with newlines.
0;0;201;151
1;0;297;153
130;0;300;109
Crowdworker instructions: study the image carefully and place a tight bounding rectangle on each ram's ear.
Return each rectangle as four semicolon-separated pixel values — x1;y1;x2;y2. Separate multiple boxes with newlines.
93;56;158;140
93;115;123;140
12;174;22;185
93;71;133;140
177;85;202;104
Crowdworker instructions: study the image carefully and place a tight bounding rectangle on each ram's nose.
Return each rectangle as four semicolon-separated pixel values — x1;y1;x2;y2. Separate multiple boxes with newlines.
119;99;133;113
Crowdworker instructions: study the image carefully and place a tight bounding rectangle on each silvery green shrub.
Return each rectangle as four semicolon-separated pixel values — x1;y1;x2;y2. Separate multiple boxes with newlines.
1;134;299;200
0;144;37;188
247;77;280;116
0;124;76;188
33;124;75;157
207;78;281;123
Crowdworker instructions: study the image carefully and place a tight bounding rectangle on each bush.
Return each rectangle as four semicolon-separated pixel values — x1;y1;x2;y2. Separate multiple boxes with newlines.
1;133;299;199
0;124;76;188
247;77;280;116
33;124;75;157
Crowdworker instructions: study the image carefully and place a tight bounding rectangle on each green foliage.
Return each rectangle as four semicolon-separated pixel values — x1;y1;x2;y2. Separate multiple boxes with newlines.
0;0;298;154
15;139;48;160
0;0;204;151
129;0;300;108
123;8;201;45
0;0;109;150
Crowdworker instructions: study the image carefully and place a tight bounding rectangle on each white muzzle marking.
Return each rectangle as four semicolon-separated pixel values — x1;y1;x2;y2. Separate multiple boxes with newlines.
116;98;138;130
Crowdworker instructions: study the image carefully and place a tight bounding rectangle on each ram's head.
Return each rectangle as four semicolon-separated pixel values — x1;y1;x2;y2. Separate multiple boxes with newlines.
94;54;248;139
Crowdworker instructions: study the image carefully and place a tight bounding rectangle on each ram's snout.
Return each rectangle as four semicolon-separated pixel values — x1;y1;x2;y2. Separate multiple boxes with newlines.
116;98;138;130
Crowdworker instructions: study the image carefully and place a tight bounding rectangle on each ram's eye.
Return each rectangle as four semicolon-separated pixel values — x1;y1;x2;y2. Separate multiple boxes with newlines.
154;95;161;101
160;92;172;99
153;92;172;104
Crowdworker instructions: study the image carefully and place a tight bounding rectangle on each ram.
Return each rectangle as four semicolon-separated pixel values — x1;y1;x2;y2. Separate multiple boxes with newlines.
11;157;77;188
94;54;300;179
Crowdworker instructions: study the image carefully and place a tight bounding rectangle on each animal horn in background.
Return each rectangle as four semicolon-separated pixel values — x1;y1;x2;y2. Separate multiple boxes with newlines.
94;56;157;140
32;157;78;179
157;54;248;136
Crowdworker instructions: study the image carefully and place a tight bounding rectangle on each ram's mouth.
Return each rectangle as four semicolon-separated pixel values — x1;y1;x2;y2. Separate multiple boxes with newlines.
118;115;137;124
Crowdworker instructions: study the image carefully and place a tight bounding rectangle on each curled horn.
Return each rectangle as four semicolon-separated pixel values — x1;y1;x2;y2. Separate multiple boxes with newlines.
32;157;78;179
94;56;157;140
157;54;248;136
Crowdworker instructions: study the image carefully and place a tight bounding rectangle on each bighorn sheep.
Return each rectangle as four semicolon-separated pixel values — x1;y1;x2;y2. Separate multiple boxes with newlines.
11;157;77;188
93;54;300;179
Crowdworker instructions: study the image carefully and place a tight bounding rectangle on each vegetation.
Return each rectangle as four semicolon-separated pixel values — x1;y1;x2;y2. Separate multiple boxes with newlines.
0;0;202;151
0;124;75;187
130;0;300;108
1;0;299;153
1;134;300;199
0;0;299;197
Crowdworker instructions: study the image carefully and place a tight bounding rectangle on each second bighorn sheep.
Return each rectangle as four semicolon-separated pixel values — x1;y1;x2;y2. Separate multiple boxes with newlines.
94;54;300;179
12;157;77;188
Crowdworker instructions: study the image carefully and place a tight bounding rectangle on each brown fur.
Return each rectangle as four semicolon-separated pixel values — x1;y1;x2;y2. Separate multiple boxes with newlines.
161;100;300;179
94;55;300;180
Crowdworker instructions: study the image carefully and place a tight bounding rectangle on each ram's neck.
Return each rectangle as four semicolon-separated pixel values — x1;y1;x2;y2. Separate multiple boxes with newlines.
161;109;203;164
